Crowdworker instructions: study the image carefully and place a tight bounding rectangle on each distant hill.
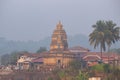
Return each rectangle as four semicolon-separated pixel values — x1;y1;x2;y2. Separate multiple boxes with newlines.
0;34;120;55
0;37;51;55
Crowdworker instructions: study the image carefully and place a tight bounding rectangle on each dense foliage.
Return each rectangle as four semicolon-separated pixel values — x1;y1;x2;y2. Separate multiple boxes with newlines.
36;47;47;53
109;48;120;54
1;51;28;65
89;20;120;57
0;47;47;65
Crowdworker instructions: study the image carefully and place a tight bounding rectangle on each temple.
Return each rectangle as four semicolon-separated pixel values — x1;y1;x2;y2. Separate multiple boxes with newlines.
50;21;68;52
43;22;74;67
17;22;119;70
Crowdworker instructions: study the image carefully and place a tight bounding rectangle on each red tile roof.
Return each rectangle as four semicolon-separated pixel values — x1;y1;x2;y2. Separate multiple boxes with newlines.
69;46;90;52
82;52;120;63
32;57;43;63
20;51;49;58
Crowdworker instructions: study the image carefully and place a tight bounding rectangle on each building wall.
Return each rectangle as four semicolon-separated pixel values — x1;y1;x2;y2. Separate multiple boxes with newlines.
17;55;33;70
43;54;74;67
89;77;101;80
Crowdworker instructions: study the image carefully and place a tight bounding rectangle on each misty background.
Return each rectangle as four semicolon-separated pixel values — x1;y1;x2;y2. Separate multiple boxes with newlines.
0;0;120;54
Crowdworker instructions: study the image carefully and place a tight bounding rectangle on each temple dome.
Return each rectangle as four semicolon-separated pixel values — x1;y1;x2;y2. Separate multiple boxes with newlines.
50;22;68;52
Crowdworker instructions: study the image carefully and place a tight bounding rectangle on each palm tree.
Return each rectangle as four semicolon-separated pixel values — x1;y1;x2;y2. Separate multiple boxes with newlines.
89;20;106;59
105;21;120;51
89;20;120;59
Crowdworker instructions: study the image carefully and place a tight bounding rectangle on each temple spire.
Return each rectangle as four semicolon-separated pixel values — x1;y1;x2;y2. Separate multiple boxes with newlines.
56;21;63;30
58;21;61;25
50;22;68;52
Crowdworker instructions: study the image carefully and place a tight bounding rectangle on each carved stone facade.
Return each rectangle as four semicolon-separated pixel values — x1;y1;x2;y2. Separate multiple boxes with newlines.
17;22;74;69
43;22;73;67
50;21;68;53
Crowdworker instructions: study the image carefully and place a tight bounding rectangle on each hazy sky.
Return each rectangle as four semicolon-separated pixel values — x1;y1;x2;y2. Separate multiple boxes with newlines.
0;0;120;41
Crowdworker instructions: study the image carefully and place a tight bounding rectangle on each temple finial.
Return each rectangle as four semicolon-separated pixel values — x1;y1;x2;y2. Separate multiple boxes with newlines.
58;21;61;25
56;21;63;30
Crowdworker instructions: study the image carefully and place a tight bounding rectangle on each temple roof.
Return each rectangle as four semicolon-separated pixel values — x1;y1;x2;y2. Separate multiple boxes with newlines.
69;46;90;53
50;22;68;52
56;21;63;30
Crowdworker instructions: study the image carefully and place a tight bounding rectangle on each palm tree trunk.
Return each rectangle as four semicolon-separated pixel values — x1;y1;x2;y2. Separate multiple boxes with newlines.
108;45;110;64
100;45;102;61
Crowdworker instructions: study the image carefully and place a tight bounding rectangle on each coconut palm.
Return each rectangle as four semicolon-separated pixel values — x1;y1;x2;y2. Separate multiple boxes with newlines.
89;20;120;59
105;21;120;50
89;20;106;58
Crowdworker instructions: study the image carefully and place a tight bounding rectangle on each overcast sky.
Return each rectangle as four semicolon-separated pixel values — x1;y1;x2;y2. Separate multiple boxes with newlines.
0;0;120;41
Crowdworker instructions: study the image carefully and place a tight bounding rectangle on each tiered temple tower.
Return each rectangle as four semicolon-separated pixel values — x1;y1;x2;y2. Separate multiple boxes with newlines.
50;21;68;52
43;22;74;67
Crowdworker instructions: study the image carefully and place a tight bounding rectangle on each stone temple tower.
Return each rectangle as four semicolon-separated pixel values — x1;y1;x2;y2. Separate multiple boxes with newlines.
50;21;68;52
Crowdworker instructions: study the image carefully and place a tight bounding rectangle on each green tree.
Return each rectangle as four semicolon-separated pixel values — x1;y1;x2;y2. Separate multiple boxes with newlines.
105;21;120;51
109;48;120;54
58;70;66;80
36;47;47;53
89;20;106;58
76;71;89;80
89;20;120;59
0;51;27;65
91;64;104;72
9;51;21;65
1;54;10;65
103;64;111;80
69;60;81;74
103;64;110;73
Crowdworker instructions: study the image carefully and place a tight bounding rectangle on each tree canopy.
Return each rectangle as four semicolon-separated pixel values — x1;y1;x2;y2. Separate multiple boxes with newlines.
1;51;28;65
89;20;120;58
36;47;47;53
